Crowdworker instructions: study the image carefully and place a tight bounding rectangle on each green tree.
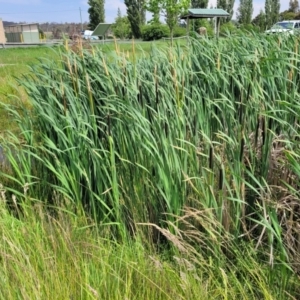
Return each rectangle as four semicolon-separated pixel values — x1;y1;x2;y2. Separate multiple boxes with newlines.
148;2;161;24
88;0;105;30
111;8;132;39
217;0;235;22
145;0;190;43
289;0;299;12
265;0;280;28
252;9;266;31
280;10;296;20
124;0;146;39
191;0;208;8
237;0;253;25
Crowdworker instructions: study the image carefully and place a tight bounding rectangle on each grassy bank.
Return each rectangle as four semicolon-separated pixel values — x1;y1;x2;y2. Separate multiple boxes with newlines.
1;34;300;298
0;47;59;136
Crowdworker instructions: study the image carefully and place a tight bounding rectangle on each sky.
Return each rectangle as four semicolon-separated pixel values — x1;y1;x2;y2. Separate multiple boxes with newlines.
0;0;289;24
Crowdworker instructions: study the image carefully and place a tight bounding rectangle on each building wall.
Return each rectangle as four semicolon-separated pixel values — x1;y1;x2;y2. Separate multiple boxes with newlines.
22;24;38;32
4;23;40;43
5;32;22;42
0;19;6;44
23;32;40;43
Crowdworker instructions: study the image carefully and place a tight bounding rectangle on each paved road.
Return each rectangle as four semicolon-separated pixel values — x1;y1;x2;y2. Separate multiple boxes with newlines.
0;42;60;49
0;39;132;49
0;38;165;49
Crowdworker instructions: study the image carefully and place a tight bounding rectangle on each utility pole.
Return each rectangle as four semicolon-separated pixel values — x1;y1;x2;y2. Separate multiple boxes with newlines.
79;7;83;32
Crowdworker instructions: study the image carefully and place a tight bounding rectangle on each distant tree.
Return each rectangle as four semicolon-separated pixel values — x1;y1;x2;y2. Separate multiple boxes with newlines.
217;0;235;22
88;0;105;30
252;9;266;31
191;0;208;8
52;27;62;39
264;0;271;26
148;1;161;24
265;0;280;28
124;0;146;39
149;9;161;24
111;8;132;39
280;10;297;20
117;7;122;18
289;0;299;13
145;0;190;42
237;0;253;24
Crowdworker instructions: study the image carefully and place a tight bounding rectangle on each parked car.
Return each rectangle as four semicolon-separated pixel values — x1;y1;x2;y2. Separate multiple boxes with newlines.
86;35;99;40
265;20;300;35
81;30;99;40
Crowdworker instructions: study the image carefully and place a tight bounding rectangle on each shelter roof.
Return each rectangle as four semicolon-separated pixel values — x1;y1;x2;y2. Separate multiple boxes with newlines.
181;9;229;19
4;23;39;27
92;23;112;36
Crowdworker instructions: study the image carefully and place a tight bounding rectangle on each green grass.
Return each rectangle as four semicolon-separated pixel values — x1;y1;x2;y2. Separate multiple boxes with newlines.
0;40;182;136
0;46;60;137
0;46;60;95
0;197;298;300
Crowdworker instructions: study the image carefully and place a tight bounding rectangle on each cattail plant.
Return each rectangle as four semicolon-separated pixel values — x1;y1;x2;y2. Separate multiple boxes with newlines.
1;33;300;270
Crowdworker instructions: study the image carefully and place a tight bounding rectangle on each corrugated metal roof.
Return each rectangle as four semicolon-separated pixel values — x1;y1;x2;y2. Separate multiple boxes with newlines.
181;8;229;19
4;23;39;27
92;23;112;36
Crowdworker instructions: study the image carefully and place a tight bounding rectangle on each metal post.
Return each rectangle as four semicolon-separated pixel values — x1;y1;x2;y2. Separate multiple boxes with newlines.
214;17;217;35
79;7;83;32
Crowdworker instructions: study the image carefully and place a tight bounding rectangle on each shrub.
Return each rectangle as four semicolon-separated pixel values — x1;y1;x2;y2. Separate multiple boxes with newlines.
38;29;46;39
194;19;214;37
189;31;199;39
238;24;260;33
220;21;238;36
111;16;132;39
141;24;170;41
173;26;187;38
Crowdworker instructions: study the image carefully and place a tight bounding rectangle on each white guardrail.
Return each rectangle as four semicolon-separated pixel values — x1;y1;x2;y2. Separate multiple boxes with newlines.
162;36;188;41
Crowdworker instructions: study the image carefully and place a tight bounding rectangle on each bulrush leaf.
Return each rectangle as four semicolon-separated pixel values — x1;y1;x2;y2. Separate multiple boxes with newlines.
2;34;300;269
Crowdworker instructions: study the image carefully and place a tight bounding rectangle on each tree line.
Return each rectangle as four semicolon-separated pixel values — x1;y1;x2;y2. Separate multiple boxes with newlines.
3;0;296;41
89;0;299;39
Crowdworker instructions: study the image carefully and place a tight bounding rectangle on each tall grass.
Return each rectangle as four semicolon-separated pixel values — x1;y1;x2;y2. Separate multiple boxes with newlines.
1;192;297;299
1;33;300;280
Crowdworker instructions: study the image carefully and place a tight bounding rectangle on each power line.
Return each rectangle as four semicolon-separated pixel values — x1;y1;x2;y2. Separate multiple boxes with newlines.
0;9;79;15
45;0;82;2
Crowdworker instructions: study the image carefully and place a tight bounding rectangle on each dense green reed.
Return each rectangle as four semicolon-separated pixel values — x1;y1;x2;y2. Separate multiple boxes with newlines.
1;33;300;283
